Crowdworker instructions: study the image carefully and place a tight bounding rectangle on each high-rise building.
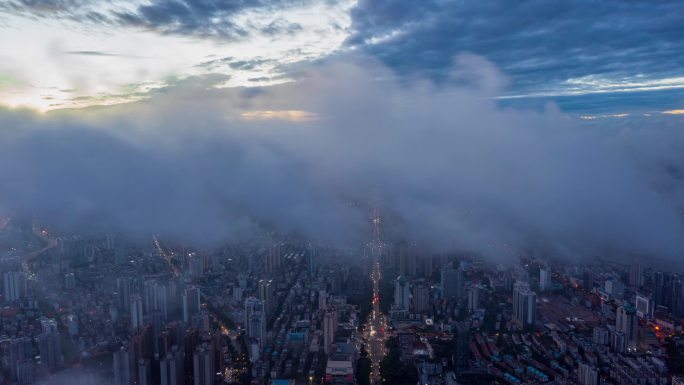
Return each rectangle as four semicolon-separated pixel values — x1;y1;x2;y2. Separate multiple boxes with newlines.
453;322;470;374
160;346;184;385
9;337;33;381
441;263;463;299
635;293;654;319
244;297;266;346
323;308;337;355
182;286;201;323
467;284;479;313
393;276;411;313
191;311;210;332
539;268;551;292
130;295;144;330
578;362;599;385
138;359;151;385
673;278;684;317
616;303;638;351
143;281;169;320
193;344;215;385
16;359;35;385
3;271;27;303
258;279;276;317
306;244;316;275
64;272;76;289
265;243;282;275
514;264;529;283
399;243;418;278
38;319;62;371
512;282;536;327
318;289;327;310
611;331;627;353
113;345;133;385
116;276;133;311
412;285;430;314
654;271;673;309
592;328;610;346
188;253;204;279
66;314;78;337
604;279;625;300
629;262;643;288
133;324;154;365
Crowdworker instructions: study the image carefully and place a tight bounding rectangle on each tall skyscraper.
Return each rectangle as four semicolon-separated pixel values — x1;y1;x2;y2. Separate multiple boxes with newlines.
182;286;201;323
116;276;133;311
629;262;643;288
16;359;35;385
412;285;430;314
604;279;625;300
653;271;673;309
130;295;144;330
393;276;410;312
9;337;33;381
143;281;169;320
3;271;27;303
399;242;418;278
539;268;551;292
512;281;536;328
453;322;470;374
265;243;282;275
323;308;337;355
193;344;215;385
113;345;133;385
441;263;463;299
467;284;479;313
616;303;638;351
578;362;599;385
318;289;327;310
673;278;684;317
244;297;266;345
306;244;316;275
635;293;654;319
160;346;184;385
138;359;151;385
258;279;276;317
188;253;204;279
38;318;62;371
64;272;76;289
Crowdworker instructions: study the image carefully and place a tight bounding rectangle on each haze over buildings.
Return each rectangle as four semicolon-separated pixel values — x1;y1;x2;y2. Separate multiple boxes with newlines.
1;1;684;385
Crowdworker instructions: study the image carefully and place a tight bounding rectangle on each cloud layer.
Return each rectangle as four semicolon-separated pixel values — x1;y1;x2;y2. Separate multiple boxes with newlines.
347;0;684;99
1;55;683;261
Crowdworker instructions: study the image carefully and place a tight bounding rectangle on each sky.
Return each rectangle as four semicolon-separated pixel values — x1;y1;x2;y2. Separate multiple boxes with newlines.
1;0;683;114
1;1;684;263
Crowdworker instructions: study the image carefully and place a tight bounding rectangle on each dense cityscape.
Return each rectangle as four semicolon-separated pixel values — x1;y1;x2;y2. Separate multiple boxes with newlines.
2;1;684;385
1;209;684;385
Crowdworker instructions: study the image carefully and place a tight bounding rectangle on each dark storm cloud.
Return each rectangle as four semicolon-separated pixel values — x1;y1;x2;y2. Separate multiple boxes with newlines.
346;0;684;97
1;55;684;263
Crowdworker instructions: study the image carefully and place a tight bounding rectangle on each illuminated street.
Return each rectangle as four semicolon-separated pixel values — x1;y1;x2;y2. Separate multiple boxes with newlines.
364;260;388;385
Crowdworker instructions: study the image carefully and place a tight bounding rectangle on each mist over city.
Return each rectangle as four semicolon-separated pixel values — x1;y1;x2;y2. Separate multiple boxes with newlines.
1;1;684;385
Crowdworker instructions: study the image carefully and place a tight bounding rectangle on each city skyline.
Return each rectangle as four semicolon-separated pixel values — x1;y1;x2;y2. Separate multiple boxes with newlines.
2;3;684;384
